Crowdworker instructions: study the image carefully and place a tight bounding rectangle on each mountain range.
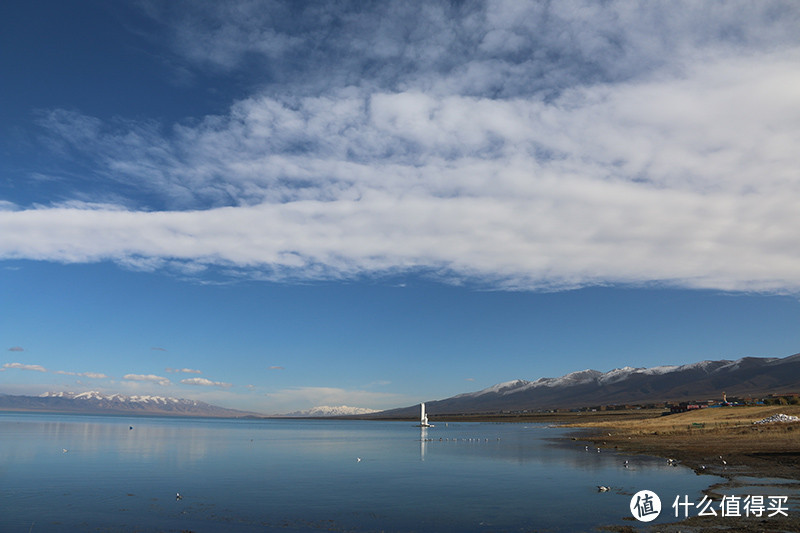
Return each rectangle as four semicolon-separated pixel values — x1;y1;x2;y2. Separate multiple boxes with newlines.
0;391;257;417
4;353;799;419
375;352;800;418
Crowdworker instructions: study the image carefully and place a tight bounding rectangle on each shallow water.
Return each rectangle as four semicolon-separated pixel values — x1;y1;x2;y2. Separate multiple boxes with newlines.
0;413;721;532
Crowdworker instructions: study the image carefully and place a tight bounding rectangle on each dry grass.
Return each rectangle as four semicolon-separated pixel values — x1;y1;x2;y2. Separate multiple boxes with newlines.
569;404;800;432
571;406;800;532
563;405;800;480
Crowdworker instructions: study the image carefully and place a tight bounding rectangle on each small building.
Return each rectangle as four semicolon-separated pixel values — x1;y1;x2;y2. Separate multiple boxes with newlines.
669;402;705;414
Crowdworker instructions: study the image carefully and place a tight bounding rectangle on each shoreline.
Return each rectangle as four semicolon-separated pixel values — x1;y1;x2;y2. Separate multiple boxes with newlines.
399;406;800;532
411;406;800;479
553;406;800;532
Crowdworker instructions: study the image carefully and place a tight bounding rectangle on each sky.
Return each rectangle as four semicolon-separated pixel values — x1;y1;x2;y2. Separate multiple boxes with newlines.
2;0;800;415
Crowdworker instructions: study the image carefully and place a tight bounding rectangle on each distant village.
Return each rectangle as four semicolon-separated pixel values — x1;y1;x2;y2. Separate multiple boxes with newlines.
511;392;800;416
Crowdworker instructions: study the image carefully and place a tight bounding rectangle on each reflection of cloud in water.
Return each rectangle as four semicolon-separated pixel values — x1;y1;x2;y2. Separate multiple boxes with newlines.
7;417;211;465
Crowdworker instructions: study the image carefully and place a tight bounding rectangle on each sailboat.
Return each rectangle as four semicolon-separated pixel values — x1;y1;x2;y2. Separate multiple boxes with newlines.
416;402;434;427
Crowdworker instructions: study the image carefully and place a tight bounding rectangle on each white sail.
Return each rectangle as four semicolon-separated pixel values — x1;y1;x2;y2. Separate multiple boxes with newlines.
417;402;433;427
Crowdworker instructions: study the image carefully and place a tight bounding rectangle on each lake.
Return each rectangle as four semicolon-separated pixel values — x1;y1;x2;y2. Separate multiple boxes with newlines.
0;412;720;532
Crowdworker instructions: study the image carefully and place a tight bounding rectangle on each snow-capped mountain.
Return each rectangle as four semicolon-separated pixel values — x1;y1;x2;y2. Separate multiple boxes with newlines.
0;391;258;417
377;352;800;417
283;405;379;417
40;391;198;405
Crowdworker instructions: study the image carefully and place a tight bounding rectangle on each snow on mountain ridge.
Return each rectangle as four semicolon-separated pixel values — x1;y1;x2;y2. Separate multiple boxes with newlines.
455;379;531;398
285;405;379;417
466;358;761;397
40;391;194;405
544;369;602;387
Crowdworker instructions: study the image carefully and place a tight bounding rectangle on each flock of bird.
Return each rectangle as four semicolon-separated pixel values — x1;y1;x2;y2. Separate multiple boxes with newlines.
59;426;730;504
420;437;502;442
594;452;727;493
174;447;730;500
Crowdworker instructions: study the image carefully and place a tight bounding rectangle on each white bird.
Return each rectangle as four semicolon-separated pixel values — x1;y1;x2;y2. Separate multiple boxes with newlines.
623;460;629;467
597;486;610;492
176;493;183;501
597;448;601;453
585;445;589;451
356;457;362;462
62;448;68;453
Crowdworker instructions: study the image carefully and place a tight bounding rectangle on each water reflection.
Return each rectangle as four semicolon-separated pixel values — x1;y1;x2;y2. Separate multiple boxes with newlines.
2;415;213;464
0;413;724;533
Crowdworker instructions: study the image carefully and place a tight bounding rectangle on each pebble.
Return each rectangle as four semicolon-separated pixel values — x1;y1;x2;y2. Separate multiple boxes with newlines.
753;413;800;424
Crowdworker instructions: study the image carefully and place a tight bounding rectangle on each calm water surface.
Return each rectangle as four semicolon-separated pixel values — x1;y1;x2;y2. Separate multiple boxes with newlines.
0;413;720;532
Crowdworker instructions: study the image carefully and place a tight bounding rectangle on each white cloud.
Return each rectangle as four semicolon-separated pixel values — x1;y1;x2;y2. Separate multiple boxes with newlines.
2;362;47;372
122;373;170;386
180;377;232;388
4;4;800;294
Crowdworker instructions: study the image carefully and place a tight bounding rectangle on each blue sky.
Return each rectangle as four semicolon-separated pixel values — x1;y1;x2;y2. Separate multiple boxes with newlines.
2;1;800;414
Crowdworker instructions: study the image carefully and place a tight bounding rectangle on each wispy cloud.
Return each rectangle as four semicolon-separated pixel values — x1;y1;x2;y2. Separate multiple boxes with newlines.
2;362;107;379
166;367;202;374
151;347;167;352
122;373;170;386
269;366;285;370
55;370;109;379
2;362;47;372
8;346;24;352
180;377;232;388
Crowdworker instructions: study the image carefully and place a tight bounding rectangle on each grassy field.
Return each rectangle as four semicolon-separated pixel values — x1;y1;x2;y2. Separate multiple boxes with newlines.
561;405;800;480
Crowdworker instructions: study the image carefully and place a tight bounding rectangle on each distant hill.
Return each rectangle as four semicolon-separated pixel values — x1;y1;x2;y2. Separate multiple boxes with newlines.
0;391;259;418
282;405;379;417
375;352;800;418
